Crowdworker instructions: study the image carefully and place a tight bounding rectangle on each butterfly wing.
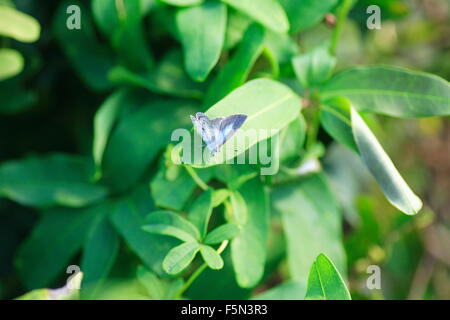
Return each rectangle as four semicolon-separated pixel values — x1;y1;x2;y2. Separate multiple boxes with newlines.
212;114;247;152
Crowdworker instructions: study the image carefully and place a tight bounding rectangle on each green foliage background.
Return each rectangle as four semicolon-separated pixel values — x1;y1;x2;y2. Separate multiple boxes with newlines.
0;0;449;300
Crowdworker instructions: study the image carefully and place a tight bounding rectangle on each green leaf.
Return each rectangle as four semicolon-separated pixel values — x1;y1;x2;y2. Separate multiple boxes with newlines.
93;90;138;176
109;50;205;99
222;0;289;33
143;210;200;242
188;189;213;239
0;153;107;208
151;163;212;211
253;281;306;300
322;66;450;117
53;1;114;91
143;224;197;242
351;107;422;215
186;247;251;299
110;186;178;276
278;115;306;163
224;10;252;50
80;208;119;297
163;241;200;275
305;254;351;300
92;0;153;71
204;223;240;245
102;98;197;193
185;79;300;167
272;173;346;282
279;0;338;32
320;97;358;152
264;29;299;68
15;289;51;300
0;5;40;42
229;190;248;226
292;46;336;88
205;23;265;105
0;48;24;81
211;188;230;207
231;178;269;288
176;1;227;81
160;0;203;6
200;245;224;269
136;265;184;300
0;81;37;114
16;206;96;289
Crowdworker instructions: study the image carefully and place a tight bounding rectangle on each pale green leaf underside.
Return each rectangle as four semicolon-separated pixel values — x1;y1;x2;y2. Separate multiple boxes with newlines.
351;107;422;215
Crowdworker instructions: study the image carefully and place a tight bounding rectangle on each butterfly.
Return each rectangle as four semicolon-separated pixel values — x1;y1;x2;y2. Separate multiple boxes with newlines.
190;112;247;155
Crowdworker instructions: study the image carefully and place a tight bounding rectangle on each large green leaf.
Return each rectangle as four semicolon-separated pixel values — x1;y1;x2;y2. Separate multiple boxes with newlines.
185;79;300;167
272;173;346;282
80;207;119;297
222;0;289;33
160;0;203;6
110;186;178;276
0;5;40;42
351;107;422;215
16;206;97;289
0;153;107;208
93;89;142;176
304;254;351;300
177;1;227;81
322;66;450;117
92;0;153;71
279;0;338;32
0;48;24;81
205;23;265;105
102;98;197;193
53;1;114;91
231;178;269;288
188;189;213;239
163;241;200;275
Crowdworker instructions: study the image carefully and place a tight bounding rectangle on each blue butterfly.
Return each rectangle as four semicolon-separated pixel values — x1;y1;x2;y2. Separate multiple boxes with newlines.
190;112;247;155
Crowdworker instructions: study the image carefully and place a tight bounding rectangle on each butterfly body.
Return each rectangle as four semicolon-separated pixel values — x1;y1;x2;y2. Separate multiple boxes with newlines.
190;112;247;155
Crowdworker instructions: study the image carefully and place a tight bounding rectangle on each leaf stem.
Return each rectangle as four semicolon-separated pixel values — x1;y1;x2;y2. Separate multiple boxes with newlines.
329;0;355;55
173;240;229;299
184;165;209;191
306;107;322;151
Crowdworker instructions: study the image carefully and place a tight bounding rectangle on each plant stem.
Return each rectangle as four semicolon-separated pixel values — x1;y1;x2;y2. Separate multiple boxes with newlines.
329;0;355;55
306;107;321;151
184;165;209;191
173;240;229;299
